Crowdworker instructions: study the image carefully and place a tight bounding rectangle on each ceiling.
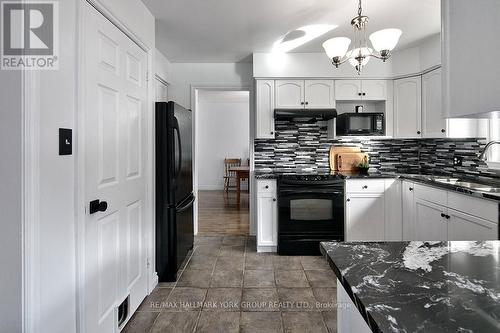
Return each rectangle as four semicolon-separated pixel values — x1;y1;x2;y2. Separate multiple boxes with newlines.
142;0;440;63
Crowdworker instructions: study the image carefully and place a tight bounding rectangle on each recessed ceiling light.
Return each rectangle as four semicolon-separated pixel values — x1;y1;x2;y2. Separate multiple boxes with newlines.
272;24;337;53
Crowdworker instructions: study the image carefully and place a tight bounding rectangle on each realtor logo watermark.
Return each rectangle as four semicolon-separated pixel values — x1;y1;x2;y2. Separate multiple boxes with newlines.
1;1;59;70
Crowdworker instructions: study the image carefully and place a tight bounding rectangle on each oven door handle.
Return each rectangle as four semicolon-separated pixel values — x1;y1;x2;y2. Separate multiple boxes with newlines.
279;190;344;196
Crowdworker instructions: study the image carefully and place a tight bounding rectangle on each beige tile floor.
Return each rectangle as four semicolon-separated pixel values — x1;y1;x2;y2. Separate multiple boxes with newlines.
123;235;338;333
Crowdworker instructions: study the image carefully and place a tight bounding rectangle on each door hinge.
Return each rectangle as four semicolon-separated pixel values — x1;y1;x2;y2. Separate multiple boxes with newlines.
146;71;150;82
146;258;150;268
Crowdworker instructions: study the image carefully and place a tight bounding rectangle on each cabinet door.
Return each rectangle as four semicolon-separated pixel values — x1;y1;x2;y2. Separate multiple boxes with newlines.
257;194;278;247
414;198;447;241
256;80;275;139
402;181;415;241
346;193;385;241
275;80;304;108
422;69;447;138
304;80;335;108
335;80;362;100
394;76;422;138
361;80;387;100
448;209;498;241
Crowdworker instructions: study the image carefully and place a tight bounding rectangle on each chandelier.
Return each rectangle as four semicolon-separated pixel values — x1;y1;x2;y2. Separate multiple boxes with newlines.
322;0;402;74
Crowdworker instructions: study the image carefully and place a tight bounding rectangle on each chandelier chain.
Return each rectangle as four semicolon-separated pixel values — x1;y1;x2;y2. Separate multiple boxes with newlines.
358;0;362;16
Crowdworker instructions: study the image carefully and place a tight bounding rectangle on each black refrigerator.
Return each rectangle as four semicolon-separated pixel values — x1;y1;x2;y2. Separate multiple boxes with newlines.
156;101;194;282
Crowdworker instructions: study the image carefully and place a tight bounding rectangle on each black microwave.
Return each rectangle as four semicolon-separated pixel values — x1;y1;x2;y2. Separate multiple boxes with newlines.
336;112;385;136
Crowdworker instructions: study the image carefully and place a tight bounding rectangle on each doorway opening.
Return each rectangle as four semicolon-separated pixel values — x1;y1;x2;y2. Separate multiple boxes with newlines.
195;90;251;236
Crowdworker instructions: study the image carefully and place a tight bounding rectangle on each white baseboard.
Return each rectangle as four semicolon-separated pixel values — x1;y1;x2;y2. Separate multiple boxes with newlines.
257;245;277;253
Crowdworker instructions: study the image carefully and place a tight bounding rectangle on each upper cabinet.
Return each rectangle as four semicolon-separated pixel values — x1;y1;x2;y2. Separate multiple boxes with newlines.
361;80;387;100
422;68;447;138
394;76;422;138
304;80;335;109
335;80;361;100
255;80;275;139
275;80;304;108
335;80;387;101
275;80;334;109
442;0;500;118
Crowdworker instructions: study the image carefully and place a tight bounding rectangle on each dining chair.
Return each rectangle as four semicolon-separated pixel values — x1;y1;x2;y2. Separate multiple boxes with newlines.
223;158;241;193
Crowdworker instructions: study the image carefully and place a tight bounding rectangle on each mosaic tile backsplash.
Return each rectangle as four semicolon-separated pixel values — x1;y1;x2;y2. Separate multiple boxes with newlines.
254;118;500;182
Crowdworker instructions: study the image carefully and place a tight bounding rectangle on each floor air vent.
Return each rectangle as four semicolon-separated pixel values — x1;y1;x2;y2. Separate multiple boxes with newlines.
117;296;129;328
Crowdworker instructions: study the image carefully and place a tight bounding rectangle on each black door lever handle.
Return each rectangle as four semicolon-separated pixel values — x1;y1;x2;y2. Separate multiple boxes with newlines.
89;199;108;214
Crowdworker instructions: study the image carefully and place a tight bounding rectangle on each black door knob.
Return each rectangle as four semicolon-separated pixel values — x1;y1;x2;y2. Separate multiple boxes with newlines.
441;129;446;133
409;187;414;191
417;131;421;135
305;101;309;105
358;93;362;96
346;198;351;202
362;93;366;96
90;199;108;214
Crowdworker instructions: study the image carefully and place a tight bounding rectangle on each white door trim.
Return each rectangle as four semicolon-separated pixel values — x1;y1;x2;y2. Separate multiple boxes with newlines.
190;83;255;235
75;2;155;333
22;69;41;333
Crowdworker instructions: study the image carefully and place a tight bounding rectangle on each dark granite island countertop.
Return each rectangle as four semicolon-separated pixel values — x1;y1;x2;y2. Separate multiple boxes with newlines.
320;241;500;333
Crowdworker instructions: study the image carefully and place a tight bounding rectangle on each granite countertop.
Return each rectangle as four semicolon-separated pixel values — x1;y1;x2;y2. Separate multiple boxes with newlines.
254;170;500;201
320;241;500;333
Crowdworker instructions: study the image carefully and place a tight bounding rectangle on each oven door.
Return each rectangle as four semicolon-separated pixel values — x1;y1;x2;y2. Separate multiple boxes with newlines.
278;188;344;236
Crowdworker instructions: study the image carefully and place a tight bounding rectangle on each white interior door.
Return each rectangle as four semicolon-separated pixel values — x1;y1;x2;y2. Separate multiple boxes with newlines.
82;3;148;333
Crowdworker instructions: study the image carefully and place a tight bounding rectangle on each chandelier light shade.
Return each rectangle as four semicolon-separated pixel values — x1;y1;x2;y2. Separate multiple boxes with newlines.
322;37;351;60
323;0;402;74
369;28;402;52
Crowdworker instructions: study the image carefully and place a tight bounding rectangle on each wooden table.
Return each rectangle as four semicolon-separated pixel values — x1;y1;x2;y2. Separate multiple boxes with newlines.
229;166;250;206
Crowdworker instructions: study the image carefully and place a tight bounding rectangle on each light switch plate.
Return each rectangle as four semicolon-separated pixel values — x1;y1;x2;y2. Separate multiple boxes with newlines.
59;128;72;155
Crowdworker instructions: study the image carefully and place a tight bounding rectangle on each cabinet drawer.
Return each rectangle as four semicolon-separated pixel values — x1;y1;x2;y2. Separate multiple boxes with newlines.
256;179;277;194
414;183;447;206
346;179;386;193
448;192;498;223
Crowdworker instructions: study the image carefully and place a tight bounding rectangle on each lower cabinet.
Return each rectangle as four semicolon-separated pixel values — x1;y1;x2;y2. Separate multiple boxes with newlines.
345;179;393;242
346;194;385;241
256;179;278;251
448;209;498;241
414;198;448;240
403;181;498;241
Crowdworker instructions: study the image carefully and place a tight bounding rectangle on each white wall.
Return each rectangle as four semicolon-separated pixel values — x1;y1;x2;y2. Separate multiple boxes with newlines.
253;34;442;79
198;91;250;190
253;52;393;78
0;68;23;333
154;49;172;83
169;63;253;108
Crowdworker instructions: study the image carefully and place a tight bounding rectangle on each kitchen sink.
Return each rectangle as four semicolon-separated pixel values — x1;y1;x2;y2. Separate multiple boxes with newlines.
433;178;500;194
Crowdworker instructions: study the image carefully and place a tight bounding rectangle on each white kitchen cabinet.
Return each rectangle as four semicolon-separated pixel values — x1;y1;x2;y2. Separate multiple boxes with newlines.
448;208;498;241
304;80;335;109
275;80;304;108
442;0;500;118
335;80;361;100
402;181;415;241
276;79;335;109
394;76;422;138
335;80;387;101
256;180;278;251
422;68;447;138
384;179;403;241
345;193;385;241
362;80;387;100
255;80;275;139
414;198;448;241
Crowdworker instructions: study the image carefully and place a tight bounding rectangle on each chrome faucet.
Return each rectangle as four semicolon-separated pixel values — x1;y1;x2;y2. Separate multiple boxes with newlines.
478;141;500;161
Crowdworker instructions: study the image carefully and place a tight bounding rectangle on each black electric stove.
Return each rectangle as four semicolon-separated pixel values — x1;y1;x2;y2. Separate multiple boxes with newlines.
277;173;345;256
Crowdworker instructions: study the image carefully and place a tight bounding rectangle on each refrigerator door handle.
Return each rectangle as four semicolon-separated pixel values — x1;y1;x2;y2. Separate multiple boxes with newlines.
176;195;195;214
173;118;182;179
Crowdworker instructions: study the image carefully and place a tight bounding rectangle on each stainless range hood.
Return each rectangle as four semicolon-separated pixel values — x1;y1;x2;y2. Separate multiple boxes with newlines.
274;109;337;120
